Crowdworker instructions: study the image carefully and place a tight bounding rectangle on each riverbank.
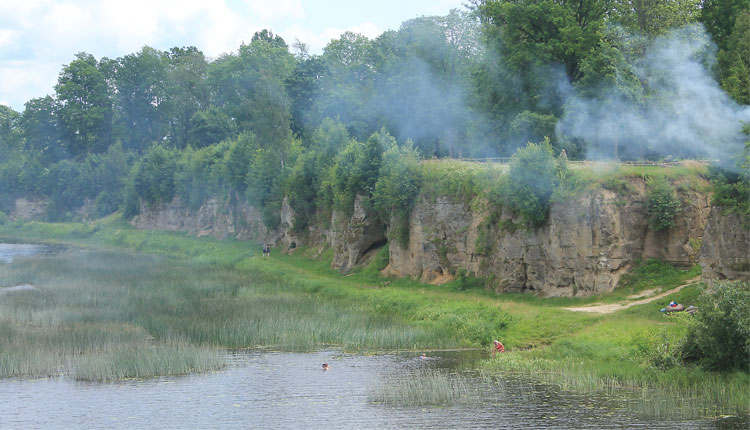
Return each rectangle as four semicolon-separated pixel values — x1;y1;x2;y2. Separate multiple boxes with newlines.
0;216;747;419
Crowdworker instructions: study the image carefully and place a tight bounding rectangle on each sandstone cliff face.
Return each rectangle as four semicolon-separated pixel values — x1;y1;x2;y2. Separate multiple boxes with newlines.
700;208;750;281
127;175;749;296
131;195;273;242
384;179;711;297
131;194;385;273
11;198;48;221
328;195;386;273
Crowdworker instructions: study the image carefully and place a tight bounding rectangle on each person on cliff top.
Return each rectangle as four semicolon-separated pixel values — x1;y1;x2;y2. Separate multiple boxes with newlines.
493;340;505;356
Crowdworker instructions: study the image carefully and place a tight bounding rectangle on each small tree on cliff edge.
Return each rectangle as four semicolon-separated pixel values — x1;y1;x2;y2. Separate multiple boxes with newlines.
506;138;562;227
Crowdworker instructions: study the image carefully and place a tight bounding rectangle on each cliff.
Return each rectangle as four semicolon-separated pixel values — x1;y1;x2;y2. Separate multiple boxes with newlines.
125;175;746;297
700;208;750;281
384;178;711;296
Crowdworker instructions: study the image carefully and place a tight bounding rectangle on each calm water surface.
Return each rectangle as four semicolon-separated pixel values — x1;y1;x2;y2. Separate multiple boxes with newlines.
0;242;61;263
0;243;746;429
0;350;745;430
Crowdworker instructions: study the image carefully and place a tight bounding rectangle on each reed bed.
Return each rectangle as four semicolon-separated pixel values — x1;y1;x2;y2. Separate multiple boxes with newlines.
483;353;750;420
0;250;456;380
367;369;472;407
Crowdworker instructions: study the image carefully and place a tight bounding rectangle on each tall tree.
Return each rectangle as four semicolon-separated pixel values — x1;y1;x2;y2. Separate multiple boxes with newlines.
699;0;750;50
113;46;169;153
0;105;22;153
55;52;112;156
717;9;750;104
20;96;66;164
166;47;210;149
610;0;701;35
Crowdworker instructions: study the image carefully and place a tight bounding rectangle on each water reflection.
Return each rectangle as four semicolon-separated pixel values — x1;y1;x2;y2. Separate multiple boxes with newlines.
0;350;742;430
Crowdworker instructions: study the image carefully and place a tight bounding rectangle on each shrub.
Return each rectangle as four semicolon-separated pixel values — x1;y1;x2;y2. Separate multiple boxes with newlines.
505;139;564;227
373;140;423;247
709;142;750;229
646;176;681;231
682;281;750;372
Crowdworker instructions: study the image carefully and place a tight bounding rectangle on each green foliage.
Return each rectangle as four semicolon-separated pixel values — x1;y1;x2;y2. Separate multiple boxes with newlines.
709;141;750;229
188;107;237;148
373;140;423;247
324;129;392;215
131;145;178;207
55;52;112;156
682;281;750;371
286;119;350;231
0;210;9;225
646;176;681;231
717;10;750;104
505;139;564;227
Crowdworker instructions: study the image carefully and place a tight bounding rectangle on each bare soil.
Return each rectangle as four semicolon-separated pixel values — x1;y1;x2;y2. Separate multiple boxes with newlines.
563;277;702;314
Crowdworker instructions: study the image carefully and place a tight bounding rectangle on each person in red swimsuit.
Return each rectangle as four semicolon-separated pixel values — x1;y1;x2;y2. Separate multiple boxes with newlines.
493;340;505;356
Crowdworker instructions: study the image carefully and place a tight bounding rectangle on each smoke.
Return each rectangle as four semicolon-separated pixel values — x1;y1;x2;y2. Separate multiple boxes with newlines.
556;24;750;166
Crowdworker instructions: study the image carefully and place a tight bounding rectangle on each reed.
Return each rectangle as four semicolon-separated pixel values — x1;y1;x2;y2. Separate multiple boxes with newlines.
484;353;750;419
0;250;458;380
367;369;472;407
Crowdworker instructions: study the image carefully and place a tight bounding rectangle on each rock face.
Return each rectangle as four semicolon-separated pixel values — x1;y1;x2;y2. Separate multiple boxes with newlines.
132;194;385;273
329;195;386;273
128;174;748;296
131;195;273;242
700;208;750;281
384;179;711;297
11;198;48;221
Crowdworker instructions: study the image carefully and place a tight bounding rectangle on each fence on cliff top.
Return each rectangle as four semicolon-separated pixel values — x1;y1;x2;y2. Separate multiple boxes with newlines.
442;158;711;167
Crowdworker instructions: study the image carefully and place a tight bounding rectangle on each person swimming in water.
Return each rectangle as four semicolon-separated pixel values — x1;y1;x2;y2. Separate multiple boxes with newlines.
322;363;329;371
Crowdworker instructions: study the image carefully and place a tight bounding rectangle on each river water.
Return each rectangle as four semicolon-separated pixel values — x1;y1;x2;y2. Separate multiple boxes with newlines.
0;243;746;429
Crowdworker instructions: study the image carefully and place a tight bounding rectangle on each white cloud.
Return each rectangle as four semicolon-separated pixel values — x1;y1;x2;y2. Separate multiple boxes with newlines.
245;0;305;21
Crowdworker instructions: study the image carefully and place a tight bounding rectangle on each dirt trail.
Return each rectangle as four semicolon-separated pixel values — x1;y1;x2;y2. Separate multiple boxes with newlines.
563;277;702;314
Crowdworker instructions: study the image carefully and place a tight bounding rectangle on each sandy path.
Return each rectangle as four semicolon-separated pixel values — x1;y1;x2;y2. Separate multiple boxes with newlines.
563;277;702;314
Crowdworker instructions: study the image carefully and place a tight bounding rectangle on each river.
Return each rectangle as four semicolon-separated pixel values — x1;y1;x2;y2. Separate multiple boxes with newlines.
0;243;746;429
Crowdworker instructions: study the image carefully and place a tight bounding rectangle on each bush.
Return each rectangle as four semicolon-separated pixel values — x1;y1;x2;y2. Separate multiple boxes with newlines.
682;281;750;372
0;210;9;225
646;176;681;231
505;139;565;227
709;142;750;229
373;140;423;247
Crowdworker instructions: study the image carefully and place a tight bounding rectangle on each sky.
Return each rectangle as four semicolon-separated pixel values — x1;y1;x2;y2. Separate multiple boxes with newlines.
0;0;467;111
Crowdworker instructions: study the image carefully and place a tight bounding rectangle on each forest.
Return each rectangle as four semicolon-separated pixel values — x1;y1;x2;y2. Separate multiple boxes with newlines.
0;0;748;227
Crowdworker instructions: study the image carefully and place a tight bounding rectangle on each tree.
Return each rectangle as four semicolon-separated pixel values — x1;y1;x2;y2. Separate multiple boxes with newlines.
717;10;750;104
610;0;701;36
0;105;23;153
478;0;611;83
55;52;112;156
112;46;169;153
313;32;379;140
188;107;236;148
699;0;750;50
20;96;66;164
373;140;424;246
166;47;210;149
371;11;480;157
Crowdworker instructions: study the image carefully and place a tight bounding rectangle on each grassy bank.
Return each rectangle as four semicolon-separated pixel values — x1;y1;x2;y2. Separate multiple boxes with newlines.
0;217;747;419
